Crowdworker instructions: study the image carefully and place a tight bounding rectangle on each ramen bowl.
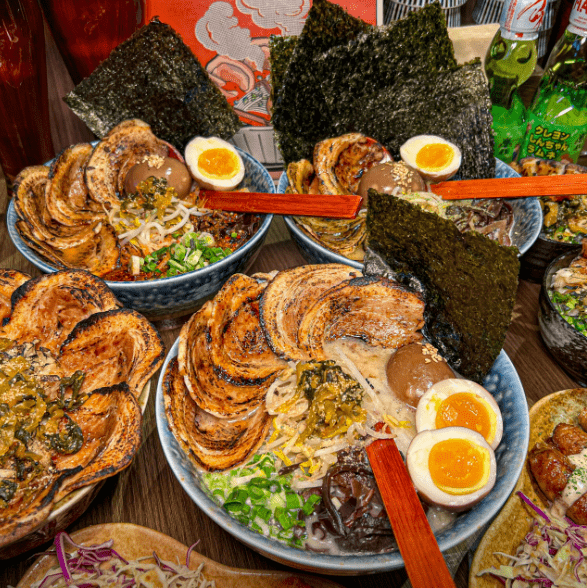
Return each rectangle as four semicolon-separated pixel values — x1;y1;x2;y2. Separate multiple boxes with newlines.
539;250;587;386
7;148;274;320
280;159;542;269
156;339;529;575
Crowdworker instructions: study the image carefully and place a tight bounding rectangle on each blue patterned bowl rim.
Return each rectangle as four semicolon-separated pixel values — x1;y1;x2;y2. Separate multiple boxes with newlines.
7;146;274;292
279;159;542;267
156;338;529;574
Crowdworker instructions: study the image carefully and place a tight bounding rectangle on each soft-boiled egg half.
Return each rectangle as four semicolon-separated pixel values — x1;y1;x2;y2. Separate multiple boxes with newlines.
406;427;497;511
415;379;503;450
400;135;461;182
185;136;245;191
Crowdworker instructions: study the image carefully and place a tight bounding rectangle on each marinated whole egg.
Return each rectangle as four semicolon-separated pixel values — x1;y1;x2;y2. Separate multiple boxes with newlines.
124;156;192;199
386;342;454;409
357;162;427;203
415;379;503;450
406;427;497;511
400;135;461;182
184;136;245;191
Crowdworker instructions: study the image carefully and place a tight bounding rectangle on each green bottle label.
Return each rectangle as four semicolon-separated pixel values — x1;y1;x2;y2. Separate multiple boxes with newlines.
491;99;526;163
493;122;526;163
520;113;587;162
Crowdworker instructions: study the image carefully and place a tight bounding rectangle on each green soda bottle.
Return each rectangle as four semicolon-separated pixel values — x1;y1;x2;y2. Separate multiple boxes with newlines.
519;0;587;163
485;0;546;163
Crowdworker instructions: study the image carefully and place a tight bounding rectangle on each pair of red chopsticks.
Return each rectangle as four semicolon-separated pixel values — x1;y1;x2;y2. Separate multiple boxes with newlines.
200;174;587;219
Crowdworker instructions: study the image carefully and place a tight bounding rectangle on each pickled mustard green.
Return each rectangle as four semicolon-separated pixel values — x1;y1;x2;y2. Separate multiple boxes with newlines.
295;360;366;443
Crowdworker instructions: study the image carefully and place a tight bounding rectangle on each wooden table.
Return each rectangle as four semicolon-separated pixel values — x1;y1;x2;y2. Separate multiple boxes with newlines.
0;19;580;587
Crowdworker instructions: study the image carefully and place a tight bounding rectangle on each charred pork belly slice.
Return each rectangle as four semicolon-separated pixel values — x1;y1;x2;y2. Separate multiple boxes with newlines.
163;359;270;471
0;269;30;323
53;382;141;497
208;273;286;384
259;264;361;361
313;133;392;195
17;218;120;278
0;467;67;548
297;275;424;359
59;308;164;399
179;302;276;418
0;270;120;354
46;143;106;227
14;165;101;246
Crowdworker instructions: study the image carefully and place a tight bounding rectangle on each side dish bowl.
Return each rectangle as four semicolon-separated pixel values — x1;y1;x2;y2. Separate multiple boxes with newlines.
16;523;344;588
469;388;587;588
280;159;542;269
539;250;587;386
512;156;586;282
156;339;529;575
7;147;274;319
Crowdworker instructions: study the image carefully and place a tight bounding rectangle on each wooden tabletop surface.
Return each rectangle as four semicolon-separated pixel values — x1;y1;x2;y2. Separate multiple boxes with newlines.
0;20;580;588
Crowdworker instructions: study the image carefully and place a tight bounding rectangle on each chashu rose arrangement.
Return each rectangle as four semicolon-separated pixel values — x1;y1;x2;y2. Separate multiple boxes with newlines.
0;269;164;547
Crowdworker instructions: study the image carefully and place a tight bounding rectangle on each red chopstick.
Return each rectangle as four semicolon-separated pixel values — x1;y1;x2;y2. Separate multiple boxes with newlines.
198;190;363;218
432;173;587;200
366;439;457;588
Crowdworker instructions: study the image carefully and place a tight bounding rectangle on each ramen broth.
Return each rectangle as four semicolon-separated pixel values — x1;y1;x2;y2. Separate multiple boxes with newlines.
200;336;462;554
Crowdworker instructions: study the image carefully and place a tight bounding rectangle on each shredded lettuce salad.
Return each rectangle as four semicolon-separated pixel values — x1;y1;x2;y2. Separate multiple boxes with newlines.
201;453;320;548
477;492;587;587
23;531;214;588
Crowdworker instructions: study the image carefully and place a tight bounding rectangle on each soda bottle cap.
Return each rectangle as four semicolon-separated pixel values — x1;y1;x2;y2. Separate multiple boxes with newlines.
568;0;587;36
499;0;546;38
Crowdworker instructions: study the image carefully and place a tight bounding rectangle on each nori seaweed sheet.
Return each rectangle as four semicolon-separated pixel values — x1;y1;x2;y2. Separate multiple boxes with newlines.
367;191;519;383
350;60;495;180
319;3;457;125
64;19;242;150
269;35;298;111
270;0;494;179
271;0;371;163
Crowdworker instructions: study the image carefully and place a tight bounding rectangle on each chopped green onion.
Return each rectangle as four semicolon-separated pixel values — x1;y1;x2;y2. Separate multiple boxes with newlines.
302;494;321;515
286;493;303;510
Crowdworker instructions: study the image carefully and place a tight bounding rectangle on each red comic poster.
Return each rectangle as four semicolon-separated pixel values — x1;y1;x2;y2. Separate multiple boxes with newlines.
144;1;378;128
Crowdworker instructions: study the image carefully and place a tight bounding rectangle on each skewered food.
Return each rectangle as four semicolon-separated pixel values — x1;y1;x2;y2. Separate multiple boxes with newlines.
529;417;587;524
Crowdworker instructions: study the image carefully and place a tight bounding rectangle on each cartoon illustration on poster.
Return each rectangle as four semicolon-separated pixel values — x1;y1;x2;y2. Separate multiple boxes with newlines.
195;1;309;127
145;0;377;166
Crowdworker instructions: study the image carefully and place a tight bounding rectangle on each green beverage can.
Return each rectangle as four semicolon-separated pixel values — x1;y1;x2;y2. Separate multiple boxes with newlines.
519;0;587;162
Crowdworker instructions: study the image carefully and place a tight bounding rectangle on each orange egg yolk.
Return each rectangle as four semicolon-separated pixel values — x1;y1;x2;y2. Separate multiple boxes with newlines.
197;148;239;179
428;438;489;494
415;143;454;171
435;392;493;443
